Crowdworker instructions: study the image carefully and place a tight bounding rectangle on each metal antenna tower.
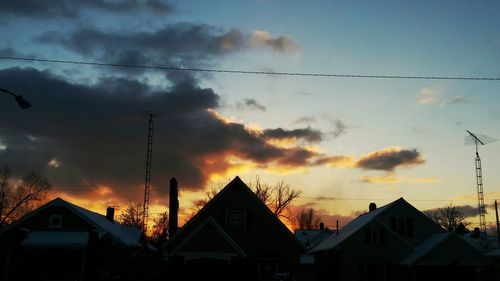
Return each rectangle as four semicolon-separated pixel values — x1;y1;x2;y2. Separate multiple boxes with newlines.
142;111;159;232
465;130;497;238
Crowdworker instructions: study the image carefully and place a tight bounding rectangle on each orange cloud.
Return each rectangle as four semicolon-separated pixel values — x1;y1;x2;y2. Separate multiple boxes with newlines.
360;175;439;184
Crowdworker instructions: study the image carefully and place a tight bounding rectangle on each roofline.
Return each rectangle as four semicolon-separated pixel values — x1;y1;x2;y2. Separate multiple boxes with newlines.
0;197;67;235
168;176;305;251
0;197;140;247
169;216;247;258
403;233;495;266
309;197;415;253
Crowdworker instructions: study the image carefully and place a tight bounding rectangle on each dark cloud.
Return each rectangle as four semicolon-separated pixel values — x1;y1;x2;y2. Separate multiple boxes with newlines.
263;127;323;143
331;119;347;138
0;0;174;18
236;98;266;111
424;205;481;218
293;116;316;124
0;67;324;200
37;24;298;70
355;148;425;171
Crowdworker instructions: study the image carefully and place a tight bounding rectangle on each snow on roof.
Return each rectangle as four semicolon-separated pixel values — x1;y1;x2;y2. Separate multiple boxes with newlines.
400;233;449;265
310;199;400;253
22;231;89;249
461;232;499;253
402;233;492;266
53;198;142;247
295;229;335;249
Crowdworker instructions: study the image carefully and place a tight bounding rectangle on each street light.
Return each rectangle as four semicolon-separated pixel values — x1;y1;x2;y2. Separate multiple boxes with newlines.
0;88;31;109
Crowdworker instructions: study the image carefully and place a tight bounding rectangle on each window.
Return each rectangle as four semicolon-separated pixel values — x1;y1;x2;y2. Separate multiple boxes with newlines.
406;218;414;238
398;219;406;237
225;210;247;229
390;217;414;238
49;214;62;229
364;228;385;245
390;218;397;232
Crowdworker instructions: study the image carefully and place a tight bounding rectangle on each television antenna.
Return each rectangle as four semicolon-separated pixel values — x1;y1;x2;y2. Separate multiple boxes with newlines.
465;130;497;238
140;111;161;232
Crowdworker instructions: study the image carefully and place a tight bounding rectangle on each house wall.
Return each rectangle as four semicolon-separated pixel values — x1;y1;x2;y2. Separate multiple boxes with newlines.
337;220;413;281
167;180;304;280
0;205;97;281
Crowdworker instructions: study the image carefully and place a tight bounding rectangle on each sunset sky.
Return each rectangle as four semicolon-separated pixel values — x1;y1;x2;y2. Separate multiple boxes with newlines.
1;1;500;229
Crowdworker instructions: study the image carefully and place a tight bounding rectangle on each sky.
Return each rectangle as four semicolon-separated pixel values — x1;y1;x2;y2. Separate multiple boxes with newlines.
1;0;500;229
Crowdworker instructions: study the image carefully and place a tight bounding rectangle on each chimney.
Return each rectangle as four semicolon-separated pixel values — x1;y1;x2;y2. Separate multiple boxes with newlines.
169;177;179;237
106;207;115;223
369;202;377;212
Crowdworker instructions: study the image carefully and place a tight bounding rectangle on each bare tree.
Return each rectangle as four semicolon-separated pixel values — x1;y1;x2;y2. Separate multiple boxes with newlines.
119;201;144;230
296;208;322;230
0;167;51;226
150;211;169;243
252;176;273;205
270;180;301;221
425;203;471;233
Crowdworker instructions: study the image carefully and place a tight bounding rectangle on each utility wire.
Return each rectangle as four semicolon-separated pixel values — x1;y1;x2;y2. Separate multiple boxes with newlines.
1;55;500;81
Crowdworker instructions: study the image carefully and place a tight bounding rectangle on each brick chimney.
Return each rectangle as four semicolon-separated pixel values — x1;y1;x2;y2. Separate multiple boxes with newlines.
106;207;115;223
169;177;179;237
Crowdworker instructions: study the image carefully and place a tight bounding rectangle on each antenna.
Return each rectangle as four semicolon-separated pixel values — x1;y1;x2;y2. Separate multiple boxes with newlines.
141;111;161;232
464;130;497;239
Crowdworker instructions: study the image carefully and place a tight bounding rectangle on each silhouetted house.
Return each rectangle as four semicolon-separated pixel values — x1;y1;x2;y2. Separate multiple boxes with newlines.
0;198;147;281
309;198;496;281
163;176;305;281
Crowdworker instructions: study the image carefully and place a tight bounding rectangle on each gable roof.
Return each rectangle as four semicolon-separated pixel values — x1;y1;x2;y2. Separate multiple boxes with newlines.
310;198;407;253
169;216;246;258
0;197;142;247
167;176;304;251
401;233;492;266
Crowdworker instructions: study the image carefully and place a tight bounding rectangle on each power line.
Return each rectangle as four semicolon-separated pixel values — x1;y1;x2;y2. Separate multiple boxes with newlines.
1;55;500;81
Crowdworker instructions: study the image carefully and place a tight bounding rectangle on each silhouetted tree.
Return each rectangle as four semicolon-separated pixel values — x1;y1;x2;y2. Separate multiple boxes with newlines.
0;166;51;226
270;180;301;221
296;208;322;230
150;211;169;244
425;203;470;232
119;201;143;230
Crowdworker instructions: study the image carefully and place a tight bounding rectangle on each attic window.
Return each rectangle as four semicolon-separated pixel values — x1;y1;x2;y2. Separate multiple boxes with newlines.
49;214;62;229
225;210;247;229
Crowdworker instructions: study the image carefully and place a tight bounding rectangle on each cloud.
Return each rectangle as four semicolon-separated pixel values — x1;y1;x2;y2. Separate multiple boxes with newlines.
410;126;426;134
355;147;425;171
314;155;355;167
439;95;468;107
418;87;439;105
236;98;266;111
423;204;480;218
359;175;438;184
262;127;323;143
331;119;347;138
293;116;316;124
37;25;298;72
0;67;327;201
417;87;467;108
0;0;174;19
249;30;299;52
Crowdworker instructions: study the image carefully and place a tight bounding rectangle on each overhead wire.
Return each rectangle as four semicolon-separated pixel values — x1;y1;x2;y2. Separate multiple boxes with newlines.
1;55;500;81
